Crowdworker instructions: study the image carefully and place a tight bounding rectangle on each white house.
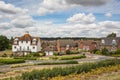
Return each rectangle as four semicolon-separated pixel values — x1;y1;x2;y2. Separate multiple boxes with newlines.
12;32;41;56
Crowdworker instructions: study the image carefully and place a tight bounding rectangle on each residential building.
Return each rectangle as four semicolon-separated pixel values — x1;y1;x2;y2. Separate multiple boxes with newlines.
100;37;120;51
12;32;41;56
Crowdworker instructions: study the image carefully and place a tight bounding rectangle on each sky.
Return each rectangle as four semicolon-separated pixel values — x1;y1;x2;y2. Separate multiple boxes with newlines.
0;0;120;38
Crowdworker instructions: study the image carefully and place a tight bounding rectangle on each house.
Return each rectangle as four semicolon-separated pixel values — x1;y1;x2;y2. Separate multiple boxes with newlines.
78;40;99;52
57;39;78;54
42;40;57;56
12;32;41;56
100;37;120;51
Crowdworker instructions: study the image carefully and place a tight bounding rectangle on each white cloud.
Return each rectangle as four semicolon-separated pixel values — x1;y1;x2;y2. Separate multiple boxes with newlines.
105;12;112;17
0;1;35;29
0;1;28;14
37;0;110;15
67;13;95;24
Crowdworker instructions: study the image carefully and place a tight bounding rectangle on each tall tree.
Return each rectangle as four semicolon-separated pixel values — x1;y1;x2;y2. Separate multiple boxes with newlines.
107;32;116;37
0;35;9;51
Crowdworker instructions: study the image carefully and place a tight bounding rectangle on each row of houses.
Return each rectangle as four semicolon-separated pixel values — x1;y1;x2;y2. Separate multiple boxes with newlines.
12;32;120;56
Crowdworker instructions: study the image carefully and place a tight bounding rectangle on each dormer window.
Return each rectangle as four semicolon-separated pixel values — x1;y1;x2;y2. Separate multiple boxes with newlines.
101;39;105;44
15;38;18;41
112;39;116;45
14;41;17;44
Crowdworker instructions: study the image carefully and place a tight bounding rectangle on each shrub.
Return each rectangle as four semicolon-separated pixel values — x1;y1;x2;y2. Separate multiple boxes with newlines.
115;49;120;54
66;49;71;54
53;51;58;56
101;48;109;55
0;58;25;64
22;59;120;80
37;60;78;65
58;55;86;60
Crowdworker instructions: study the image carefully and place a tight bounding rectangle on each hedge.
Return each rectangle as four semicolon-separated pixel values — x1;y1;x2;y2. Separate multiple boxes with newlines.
36;60;78;65
0;58;25;64
50;54;86;60
22;59;120;80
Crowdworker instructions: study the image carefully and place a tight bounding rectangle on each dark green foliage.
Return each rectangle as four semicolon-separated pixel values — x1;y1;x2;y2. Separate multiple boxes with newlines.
0;58;25;64
101;48;109;55
22;59;120;80
66;49;71;54
37;60;78;65
0;35;9;51
115;49;120;54
93;48;99;54
107;32;116;37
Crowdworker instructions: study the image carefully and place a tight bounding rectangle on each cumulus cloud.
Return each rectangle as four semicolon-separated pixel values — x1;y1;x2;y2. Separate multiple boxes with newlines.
37;0;110;15
0;1;34;29
67;13;95;24
65;0;110;6
105;12;112;17
0;1;28;14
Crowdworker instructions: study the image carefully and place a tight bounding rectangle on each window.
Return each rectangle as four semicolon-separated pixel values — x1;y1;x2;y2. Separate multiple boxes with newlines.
112;39;116;45
33;47;35;49
27;46;29;50
14;46;16;49
101;39;105;44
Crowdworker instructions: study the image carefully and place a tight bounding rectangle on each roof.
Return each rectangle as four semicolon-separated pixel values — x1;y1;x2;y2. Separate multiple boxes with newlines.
13;32;40;45
101;37;120;46
58;39;77;47
80;40;97;46
43;46;57;51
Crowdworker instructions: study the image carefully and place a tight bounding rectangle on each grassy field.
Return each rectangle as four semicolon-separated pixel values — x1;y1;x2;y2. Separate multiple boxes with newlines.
0;50;12;56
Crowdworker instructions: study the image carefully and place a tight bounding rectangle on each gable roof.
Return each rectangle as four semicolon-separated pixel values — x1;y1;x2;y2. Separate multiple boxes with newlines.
101;37;120;46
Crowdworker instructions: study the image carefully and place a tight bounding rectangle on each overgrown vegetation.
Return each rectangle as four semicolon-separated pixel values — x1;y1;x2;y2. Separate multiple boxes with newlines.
21;59;120;80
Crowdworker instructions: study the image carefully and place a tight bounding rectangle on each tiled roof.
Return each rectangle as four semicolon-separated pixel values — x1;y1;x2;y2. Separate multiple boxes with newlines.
101;37;120;46
58;39;77;47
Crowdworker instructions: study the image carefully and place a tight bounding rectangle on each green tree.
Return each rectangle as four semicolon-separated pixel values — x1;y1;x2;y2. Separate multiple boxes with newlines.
66;49;71;54
107;32;116;37
0;35;9;51
101;48;109;55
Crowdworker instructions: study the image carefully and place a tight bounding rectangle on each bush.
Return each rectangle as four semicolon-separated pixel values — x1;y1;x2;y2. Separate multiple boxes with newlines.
0;58;25;64
115;49;120;54
101;48;109;55
66;49;71;54
53;51;58;56
22;59;120;80
58;55;86;60
37;60;78;65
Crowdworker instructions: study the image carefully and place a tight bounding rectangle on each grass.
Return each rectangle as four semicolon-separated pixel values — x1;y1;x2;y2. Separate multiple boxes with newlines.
51;64;120;80
0;50;12;57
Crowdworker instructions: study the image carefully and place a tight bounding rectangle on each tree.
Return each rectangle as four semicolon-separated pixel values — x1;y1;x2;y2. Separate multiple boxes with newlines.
107;32;116;37
101;47;109;55
66;49;71;54
0;35;9;51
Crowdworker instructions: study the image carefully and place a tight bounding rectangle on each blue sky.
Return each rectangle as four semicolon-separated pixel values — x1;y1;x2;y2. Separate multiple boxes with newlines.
0;0;120;38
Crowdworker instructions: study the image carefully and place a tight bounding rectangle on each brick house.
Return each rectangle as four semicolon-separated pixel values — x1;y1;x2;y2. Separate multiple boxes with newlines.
78;40;99;52
57;39;78;54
